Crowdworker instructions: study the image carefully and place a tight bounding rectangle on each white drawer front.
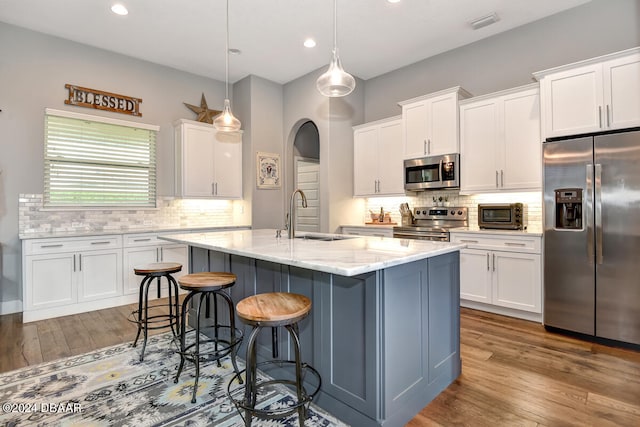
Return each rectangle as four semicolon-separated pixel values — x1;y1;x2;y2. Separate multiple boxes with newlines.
25;235;122;255
451;233;541;253
123;233;163;247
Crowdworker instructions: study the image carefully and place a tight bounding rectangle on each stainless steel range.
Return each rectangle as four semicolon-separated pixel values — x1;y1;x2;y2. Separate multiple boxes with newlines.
393;206;468;241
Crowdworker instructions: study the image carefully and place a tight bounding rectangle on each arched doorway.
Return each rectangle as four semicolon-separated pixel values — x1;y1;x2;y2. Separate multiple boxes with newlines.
292;121;320;232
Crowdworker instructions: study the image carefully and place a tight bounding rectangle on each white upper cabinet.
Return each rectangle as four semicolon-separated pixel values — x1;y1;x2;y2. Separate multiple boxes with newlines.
399;86;471;159
460;84;541;193
534;47;640;138
353;116;404;197
174;119;242;199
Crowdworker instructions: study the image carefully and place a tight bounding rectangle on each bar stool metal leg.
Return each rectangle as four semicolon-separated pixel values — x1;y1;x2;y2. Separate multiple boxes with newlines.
218;291;243;382
243;325;261;427
174;290;195;384
287;324;306;426
131;274;150;349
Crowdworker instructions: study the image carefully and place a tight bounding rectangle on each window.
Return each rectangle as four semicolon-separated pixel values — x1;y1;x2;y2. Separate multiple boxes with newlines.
44;108;159;208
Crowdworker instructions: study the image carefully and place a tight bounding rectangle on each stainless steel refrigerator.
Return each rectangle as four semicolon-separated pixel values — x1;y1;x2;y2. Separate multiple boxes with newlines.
543;128;640;345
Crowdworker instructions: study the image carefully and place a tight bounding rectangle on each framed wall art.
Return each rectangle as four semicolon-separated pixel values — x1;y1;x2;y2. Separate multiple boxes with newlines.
257;152;281;189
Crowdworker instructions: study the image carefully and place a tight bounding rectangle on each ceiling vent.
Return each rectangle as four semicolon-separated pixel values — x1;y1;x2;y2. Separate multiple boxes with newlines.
470;12;499;30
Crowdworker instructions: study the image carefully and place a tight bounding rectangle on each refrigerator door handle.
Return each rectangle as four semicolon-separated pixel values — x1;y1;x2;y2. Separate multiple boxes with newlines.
595;164;603;264
586;164;594;264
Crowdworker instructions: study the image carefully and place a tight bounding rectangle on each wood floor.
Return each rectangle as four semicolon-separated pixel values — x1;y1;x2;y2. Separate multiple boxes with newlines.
2;306;640;426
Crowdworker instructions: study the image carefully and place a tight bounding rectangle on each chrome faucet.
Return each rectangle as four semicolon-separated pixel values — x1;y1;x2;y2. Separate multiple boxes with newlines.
287;189;308;239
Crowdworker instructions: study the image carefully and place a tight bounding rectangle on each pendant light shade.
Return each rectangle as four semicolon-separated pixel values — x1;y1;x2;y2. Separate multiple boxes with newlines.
213;98;241;132
316;0;355;97
214;0;241;132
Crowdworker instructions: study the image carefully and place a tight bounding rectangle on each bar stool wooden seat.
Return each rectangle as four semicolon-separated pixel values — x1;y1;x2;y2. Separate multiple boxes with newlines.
228;292;321;427
130;262;182;361
174;272;243;403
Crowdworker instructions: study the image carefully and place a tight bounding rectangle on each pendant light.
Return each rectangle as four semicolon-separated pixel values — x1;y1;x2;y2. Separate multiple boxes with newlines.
316;0;355;97
213;0;241;132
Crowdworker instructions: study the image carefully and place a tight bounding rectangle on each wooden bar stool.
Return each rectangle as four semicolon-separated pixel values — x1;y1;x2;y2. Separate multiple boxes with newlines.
174;272;243;403
228;292;321;427
130;262;182;361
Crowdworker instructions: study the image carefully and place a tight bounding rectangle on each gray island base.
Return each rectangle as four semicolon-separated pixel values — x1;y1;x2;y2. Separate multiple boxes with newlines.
161;229;463;427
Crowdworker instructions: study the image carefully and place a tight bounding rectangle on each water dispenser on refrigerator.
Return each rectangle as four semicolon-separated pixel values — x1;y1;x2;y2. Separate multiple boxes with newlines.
554;188;582;230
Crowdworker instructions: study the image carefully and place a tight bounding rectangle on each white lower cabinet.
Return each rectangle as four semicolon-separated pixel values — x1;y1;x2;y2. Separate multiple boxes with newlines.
77;249;123;302
22;232;191;322
451;231;542;320
123;233;189;295
23;235;123;319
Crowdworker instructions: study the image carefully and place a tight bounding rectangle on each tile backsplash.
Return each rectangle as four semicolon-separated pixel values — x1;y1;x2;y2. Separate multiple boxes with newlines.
19;194;247;236
363;190;542;228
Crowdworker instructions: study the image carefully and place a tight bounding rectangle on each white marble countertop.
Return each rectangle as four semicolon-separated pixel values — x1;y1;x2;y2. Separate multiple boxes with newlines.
450;226;543;237
19;225;251;240
160;229;465;277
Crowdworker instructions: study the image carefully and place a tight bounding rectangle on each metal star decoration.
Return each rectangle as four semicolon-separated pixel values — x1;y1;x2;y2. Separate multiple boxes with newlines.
183;93;221;124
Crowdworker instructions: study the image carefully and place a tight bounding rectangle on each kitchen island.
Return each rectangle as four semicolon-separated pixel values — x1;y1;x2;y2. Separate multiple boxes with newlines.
160;229;464;427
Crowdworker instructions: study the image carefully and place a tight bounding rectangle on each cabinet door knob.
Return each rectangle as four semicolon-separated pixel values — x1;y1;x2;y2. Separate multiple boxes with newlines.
501;170;504;187
486;253;490;271
606;104;611;128
495;171;499;188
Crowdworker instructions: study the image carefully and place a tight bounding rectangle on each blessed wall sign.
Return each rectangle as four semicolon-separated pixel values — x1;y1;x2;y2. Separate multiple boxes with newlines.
64;84;143;116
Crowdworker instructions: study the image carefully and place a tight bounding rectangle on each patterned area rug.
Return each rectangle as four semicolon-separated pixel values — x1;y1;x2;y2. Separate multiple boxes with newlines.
0;332;347;426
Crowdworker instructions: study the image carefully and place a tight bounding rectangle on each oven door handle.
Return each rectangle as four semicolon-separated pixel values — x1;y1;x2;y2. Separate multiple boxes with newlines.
393;231;449;241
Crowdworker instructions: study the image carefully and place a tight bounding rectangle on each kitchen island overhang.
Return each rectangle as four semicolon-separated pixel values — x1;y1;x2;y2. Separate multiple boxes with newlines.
160;229;463;427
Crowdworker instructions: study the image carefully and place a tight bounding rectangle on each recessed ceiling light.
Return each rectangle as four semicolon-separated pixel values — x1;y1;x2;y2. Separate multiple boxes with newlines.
110;3;128;16
387;0;401;3
304;38;316;48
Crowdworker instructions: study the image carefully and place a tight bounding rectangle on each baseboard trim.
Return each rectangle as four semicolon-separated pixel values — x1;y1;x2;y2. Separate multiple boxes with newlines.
461;300;542;323
0;299;23;315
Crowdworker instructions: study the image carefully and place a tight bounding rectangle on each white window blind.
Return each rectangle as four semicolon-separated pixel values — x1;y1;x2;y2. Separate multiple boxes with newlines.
44;109;158;208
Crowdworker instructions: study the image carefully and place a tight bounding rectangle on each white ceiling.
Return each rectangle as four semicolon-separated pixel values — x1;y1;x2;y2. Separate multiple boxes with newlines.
0;0;592;84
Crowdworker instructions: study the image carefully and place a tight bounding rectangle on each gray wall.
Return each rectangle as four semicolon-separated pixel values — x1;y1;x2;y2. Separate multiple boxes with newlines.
235;75;285;229
364;0;640;122
282;69;364;233
0;23;227;310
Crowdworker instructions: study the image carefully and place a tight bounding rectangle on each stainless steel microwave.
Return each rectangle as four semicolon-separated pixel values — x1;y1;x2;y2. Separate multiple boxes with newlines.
404;153;460;191
478;203;526;230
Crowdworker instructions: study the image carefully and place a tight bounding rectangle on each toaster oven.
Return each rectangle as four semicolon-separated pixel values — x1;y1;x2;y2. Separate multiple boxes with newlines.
477;203;526;230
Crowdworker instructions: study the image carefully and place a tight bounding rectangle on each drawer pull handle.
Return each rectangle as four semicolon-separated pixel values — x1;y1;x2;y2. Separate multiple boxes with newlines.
133;238;152;242
91;241;111;245
504;242;526;247
460;239;478;243
41;244;64;248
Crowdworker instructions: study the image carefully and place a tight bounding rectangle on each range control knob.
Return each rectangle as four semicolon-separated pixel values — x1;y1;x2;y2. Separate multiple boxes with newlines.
458;210;463;215
450;210;455;215
422;210;427;215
